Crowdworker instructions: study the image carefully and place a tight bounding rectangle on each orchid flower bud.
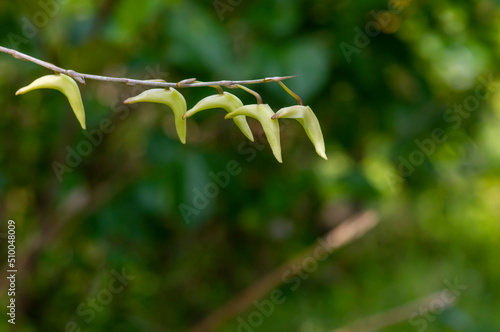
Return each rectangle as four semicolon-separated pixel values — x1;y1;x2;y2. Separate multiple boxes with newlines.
272;106;327;160
16;74;86;129
124;88;187;144
184;92;254;141
226;104;282;163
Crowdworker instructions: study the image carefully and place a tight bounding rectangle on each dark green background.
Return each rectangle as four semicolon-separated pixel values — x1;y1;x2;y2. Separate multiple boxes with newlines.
0;0;499;331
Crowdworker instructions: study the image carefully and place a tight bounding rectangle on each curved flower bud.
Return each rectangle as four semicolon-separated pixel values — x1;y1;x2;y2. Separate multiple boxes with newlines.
225;104;282;163
16;74;86;129
272;106;327;160
124;88;187;144
184;92;254;141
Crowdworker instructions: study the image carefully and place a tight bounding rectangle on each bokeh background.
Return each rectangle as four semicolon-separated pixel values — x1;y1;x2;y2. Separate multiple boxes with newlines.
1;0;500;331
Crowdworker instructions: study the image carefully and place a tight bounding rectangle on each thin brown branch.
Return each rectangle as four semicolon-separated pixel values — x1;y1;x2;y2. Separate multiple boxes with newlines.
187;210;379;332
0;46;295;88
331;292;456;332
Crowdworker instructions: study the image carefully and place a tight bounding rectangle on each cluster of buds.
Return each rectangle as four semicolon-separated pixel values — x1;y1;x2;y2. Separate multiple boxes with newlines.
16;74;327;163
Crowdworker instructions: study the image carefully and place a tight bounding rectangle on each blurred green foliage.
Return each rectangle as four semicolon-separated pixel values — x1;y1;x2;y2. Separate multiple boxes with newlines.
1;0;500;331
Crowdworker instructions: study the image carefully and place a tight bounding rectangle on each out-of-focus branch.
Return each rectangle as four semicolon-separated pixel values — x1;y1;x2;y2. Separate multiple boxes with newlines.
188;210;379;332
332;291;456;332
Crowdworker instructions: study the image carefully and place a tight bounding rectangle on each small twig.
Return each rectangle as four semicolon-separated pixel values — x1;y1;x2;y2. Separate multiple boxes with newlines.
194;80;224;95
213;85;224;95
234;84;263;104
0;46;295;88
278;81;303;105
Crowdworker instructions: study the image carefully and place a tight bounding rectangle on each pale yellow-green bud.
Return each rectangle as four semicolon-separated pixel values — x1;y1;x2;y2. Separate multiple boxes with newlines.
124;88;187;144
226;104;282;163
184;92;254;142
272;105;327;160
16;74;86;129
